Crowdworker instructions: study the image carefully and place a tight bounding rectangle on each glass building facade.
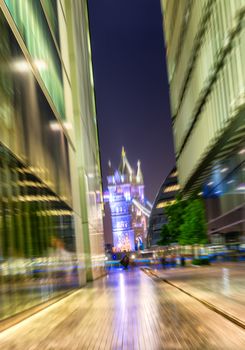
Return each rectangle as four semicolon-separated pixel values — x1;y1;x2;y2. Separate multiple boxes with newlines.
161;0;245;241
0;0;104;322
64;0;105;281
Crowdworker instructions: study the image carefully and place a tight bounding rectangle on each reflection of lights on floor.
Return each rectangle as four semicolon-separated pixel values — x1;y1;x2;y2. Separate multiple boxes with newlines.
222;268;230;296
119;273;125;308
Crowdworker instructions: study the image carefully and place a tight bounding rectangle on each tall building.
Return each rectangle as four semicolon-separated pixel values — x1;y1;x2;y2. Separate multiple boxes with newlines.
0;0;104;322
64;0;105;281
147;168;179;247
161;0;245;242
104;148;150;251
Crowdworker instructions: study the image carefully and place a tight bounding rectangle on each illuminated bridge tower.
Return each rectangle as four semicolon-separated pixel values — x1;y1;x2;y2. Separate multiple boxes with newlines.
106;147;149;251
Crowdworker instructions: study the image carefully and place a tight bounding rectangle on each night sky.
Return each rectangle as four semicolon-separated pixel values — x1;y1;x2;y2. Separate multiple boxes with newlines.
88;0;175;205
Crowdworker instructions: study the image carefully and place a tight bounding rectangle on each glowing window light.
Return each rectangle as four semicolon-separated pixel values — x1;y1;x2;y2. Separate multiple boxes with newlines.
34;59;47;71
50;121;72;131
50;121;61;131
17;181;46;188
14;195;59;202
64;122;73;130
12;59;47;73
13;60;30;72
125;192;131;201
37;210;73;216
170;170;178;177
163;184;180;193
156;200;176;209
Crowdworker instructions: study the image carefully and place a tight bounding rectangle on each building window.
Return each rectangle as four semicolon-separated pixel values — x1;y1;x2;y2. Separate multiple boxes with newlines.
156;200;176;209
163;184;180;193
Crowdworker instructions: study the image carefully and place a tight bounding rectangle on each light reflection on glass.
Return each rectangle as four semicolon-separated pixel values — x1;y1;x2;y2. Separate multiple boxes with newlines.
0;11;78;321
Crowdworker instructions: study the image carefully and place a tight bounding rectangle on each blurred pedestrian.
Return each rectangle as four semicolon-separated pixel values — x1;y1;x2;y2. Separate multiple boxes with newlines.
120;253;129;269
161;256;166;269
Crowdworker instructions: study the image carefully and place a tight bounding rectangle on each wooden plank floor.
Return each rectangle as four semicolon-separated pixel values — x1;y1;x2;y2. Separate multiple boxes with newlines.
0;269;244;349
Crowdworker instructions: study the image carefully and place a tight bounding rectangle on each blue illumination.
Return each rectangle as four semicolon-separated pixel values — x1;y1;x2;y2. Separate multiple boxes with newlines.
106;149;148;251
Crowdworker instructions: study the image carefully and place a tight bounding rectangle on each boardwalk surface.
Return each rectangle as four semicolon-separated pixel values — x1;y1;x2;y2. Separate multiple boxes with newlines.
156;262;245;323
0;269;244;349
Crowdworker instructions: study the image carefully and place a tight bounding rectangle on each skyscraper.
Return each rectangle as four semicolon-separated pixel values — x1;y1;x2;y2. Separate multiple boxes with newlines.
161;0;245;242
105;148;150;251
0;0;104;321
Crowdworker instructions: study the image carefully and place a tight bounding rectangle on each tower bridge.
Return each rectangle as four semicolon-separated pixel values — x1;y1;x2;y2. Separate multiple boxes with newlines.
104;147;151;251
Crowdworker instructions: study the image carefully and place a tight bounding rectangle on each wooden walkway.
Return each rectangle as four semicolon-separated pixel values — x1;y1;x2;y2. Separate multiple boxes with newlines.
0;269;244;349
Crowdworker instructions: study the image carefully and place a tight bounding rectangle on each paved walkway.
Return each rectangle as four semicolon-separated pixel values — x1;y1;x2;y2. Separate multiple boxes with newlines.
155;263;245;324
0;268;244;349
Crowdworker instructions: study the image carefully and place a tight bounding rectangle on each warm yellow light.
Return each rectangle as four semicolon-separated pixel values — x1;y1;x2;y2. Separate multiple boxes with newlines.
50;121;62;131
163;184;180;193
13;60;30;72
50;121;72;131
156;200;176;209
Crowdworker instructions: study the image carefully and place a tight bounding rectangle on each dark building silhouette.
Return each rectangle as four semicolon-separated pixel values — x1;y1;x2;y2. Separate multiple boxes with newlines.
147;168;179;247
